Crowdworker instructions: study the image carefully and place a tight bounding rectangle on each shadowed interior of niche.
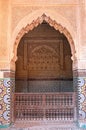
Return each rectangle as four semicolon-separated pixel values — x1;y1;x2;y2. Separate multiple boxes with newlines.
15;22;73;93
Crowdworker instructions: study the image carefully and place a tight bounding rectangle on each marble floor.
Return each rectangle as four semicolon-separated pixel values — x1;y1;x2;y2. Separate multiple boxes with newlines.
1;121;86;130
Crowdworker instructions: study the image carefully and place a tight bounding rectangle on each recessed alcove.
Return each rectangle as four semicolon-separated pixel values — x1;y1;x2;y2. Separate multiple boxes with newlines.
14;22;75;121
15;22;73;93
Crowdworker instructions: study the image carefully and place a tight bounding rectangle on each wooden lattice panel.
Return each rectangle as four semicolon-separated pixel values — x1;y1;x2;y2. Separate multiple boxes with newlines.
14;93;75;121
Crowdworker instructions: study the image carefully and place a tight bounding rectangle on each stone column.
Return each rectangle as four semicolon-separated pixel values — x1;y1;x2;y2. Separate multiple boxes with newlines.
74;69;86;128
0;70;15;128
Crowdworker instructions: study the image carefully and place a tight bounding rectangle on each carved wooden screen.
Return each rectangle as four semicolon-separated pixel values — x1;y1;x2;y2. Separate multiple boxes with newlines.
15;22;73;93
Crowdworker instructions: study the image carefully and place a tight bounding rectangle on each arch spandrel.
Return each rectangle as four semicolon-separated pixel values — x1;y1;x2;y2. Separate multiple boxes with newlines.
11;10;76;70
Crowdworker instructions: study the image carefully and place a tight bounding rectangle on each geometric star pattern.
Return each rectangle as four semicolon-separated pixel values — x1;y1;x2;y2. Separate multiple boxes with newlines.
78;77;86;128
0;76;15;127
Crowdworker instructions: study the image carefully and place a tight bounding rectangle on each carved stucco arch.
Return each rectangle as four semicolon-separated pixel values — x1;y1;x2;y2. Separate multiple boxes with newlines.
12;11;76;67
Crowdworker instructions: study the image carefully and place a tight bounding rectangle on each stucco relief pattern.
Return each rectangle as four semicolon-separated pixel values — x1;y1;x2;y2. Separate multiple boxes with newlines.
12;5;77;32
0;77;15;127
13;14;76;63
78;77;86;127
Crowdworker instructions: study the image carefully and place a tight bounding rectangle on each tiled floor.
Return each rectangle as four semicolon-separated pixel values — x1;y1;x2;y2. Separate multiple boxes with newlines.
1;122;86;130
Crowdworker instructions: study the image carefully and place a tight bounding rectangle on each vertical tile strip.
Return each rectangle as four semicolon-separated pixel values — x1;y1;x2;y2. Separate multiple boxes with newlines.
0;70;15;128
74;70;86;128
78;77;86;128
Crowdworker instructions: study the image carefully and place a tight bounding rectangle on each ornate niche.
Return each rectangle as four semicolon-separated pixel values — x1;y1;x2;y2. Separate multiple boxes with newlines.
15;22;73;92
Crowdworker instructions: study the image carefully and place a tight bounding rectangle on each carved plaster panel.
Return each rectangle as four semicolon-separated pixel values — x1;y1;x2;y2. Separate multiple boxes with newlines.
13;14;76;64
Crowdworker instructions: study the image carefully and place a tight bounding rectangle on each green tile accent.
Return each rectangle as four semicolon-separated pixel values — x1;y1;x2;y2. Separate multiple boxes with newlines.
0;123;11;128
